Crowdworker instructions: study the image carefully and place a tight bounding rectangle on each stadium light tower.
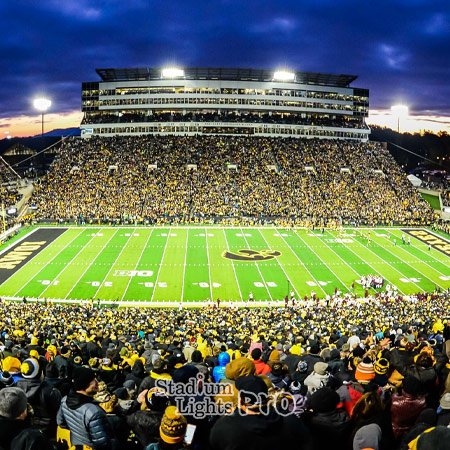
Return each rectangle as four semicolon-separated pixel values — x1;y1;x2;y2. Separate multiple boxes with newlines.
33;98;52;136
391;104;408;133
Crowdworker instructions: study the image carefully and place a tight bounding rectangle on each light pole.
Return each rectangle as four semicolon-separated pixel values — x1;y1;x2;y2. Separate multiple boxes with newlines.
33;98;51;136
390;104;408;133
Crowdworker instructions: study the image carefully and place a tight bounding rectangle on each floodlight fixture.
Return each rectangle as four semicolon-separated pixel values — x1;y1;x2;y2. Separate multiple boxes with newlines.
391;104;408;133
273;70;295;82
33;98;52;112
161;67;185;78
391;104;408;118
33;97;52;136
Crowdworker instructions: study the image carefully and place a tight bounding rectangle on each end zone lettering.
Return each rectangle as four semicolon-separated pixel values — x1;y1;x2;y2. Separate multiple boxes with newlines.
0;241;47;269
0;228;67;286
404;229;450;256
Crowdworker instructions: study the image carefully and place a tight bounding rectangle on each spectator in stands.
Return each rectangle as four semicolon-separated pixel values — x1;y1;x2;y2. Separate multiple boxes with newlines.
437;392;450;426
250;348;270;375
145;405;187;450
303;387;352;450
391;376;427;439
213;352;230;383
209;374;311;450
57;366;119;449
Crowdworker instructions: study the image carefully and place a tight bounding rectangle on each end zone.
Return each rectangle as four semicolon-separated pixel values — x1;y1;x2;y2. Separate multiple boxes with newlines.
403;229;450;256
0;228;67;285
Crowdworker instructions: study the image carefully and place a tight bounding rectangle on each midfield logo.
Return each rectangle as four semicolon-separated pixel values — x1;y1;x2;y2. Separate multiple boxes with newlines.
222;249;281;261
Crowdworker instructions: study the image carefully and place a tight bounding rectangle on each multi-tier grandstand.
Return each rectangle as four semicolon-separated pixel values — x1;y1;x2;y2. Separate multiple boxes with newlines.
80;67;369;141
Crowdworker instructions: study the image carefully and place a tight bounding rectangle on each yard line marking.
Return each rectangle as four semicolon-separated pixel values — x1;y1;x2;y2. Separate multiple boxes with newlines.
91;228;137;301
388;229;450;274
151;228;171;302
294;231;348;292
121;229;154;301
222;228;242;301
278;231;327;296
258;229;299;299
328;229;403;293
64;229;121;299
35;231;101;298
239;226;272;301
180;229;189;302
372;231;446;290
12;229;83;297
310;231;361;287
205;228;213;301
341;232;418;293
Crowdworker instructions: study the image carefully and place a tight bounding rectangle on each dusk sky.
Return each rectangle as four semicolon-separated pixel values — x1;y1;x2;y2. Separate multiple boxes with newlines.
1;0;450;137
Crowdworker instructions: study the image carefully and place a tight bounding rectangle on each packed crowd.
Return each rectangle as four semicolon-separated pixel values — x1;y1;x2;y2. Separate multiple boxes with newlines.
0;158;22;233
0;158;20;210
31;136;435;225
441;189;450;208
0;294;450;449
434;221;450;235
82;111;367;129
0;185;19;210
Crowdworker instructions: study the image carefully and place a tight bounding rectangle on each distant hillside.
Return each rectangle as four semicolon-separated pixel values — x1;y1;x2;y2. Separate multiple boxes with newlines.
41;127;80;137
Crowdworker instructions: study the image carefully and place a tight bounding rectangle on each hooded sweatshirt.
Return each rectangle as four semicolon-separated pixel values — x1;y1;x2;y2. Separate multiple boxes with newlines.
213;352;230;383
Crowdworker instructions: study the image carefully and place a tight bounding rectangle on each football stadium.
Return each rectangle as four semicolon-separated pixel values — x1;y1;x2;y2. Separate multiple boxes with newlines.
1;65;450;450
0;66;447;305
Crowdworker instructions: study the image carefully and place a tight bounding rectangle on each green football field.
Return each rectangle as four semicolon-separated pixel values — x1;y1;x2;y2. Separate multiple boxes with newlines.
0;226;449;305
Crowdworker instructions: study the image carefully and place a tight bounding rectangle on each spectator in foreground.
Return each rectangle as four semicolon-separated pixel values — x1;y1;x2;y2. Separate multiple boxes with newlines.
57;366;119;449
0;387;54;449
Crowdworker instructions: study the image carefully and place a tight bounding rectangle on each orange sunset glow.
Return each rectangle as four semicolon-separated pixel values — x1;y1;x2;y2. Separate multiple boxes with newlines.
0;111;83;138
1;109;449;139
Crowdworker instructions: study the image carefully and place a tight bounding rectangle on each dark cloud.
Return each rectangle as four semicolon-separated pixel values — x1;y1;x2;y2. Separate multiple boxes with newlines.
0;0;449;119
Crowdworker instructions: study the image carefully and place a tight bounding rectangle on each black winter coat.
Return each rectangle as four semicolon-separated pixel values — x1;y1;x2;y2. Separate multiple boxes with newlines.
0;416;54;450
210;407;312;450
303;408;353;450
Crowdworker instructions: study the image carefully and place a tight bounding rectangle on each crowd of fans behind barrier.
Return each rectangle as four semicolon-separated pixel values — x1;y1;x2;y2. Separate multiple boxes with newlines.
0;159;21;232
31;136;435;226
0;293;450;449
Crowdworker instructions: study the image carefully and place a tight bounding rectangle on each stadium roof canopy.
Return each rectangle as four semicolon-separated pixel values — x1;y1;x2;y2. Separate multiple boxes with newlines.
95;67;358;87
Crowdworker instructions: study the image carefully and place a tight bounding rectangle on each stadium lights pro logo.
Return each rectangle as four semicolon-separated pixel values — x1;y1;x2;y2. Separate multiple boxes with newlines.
155;374;297;419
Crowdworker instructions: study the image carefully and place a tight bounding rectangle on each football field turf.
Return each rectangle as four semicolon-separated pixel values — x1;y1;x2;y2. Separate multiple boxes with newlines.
0;226;449;304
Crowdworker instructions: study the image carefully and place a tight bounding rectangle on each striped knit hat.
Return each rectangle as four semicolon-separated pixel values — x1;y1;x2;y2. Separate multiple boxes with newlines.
374;358;389;375
160;406;187;444
20;358;40;379
355;357;375;382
